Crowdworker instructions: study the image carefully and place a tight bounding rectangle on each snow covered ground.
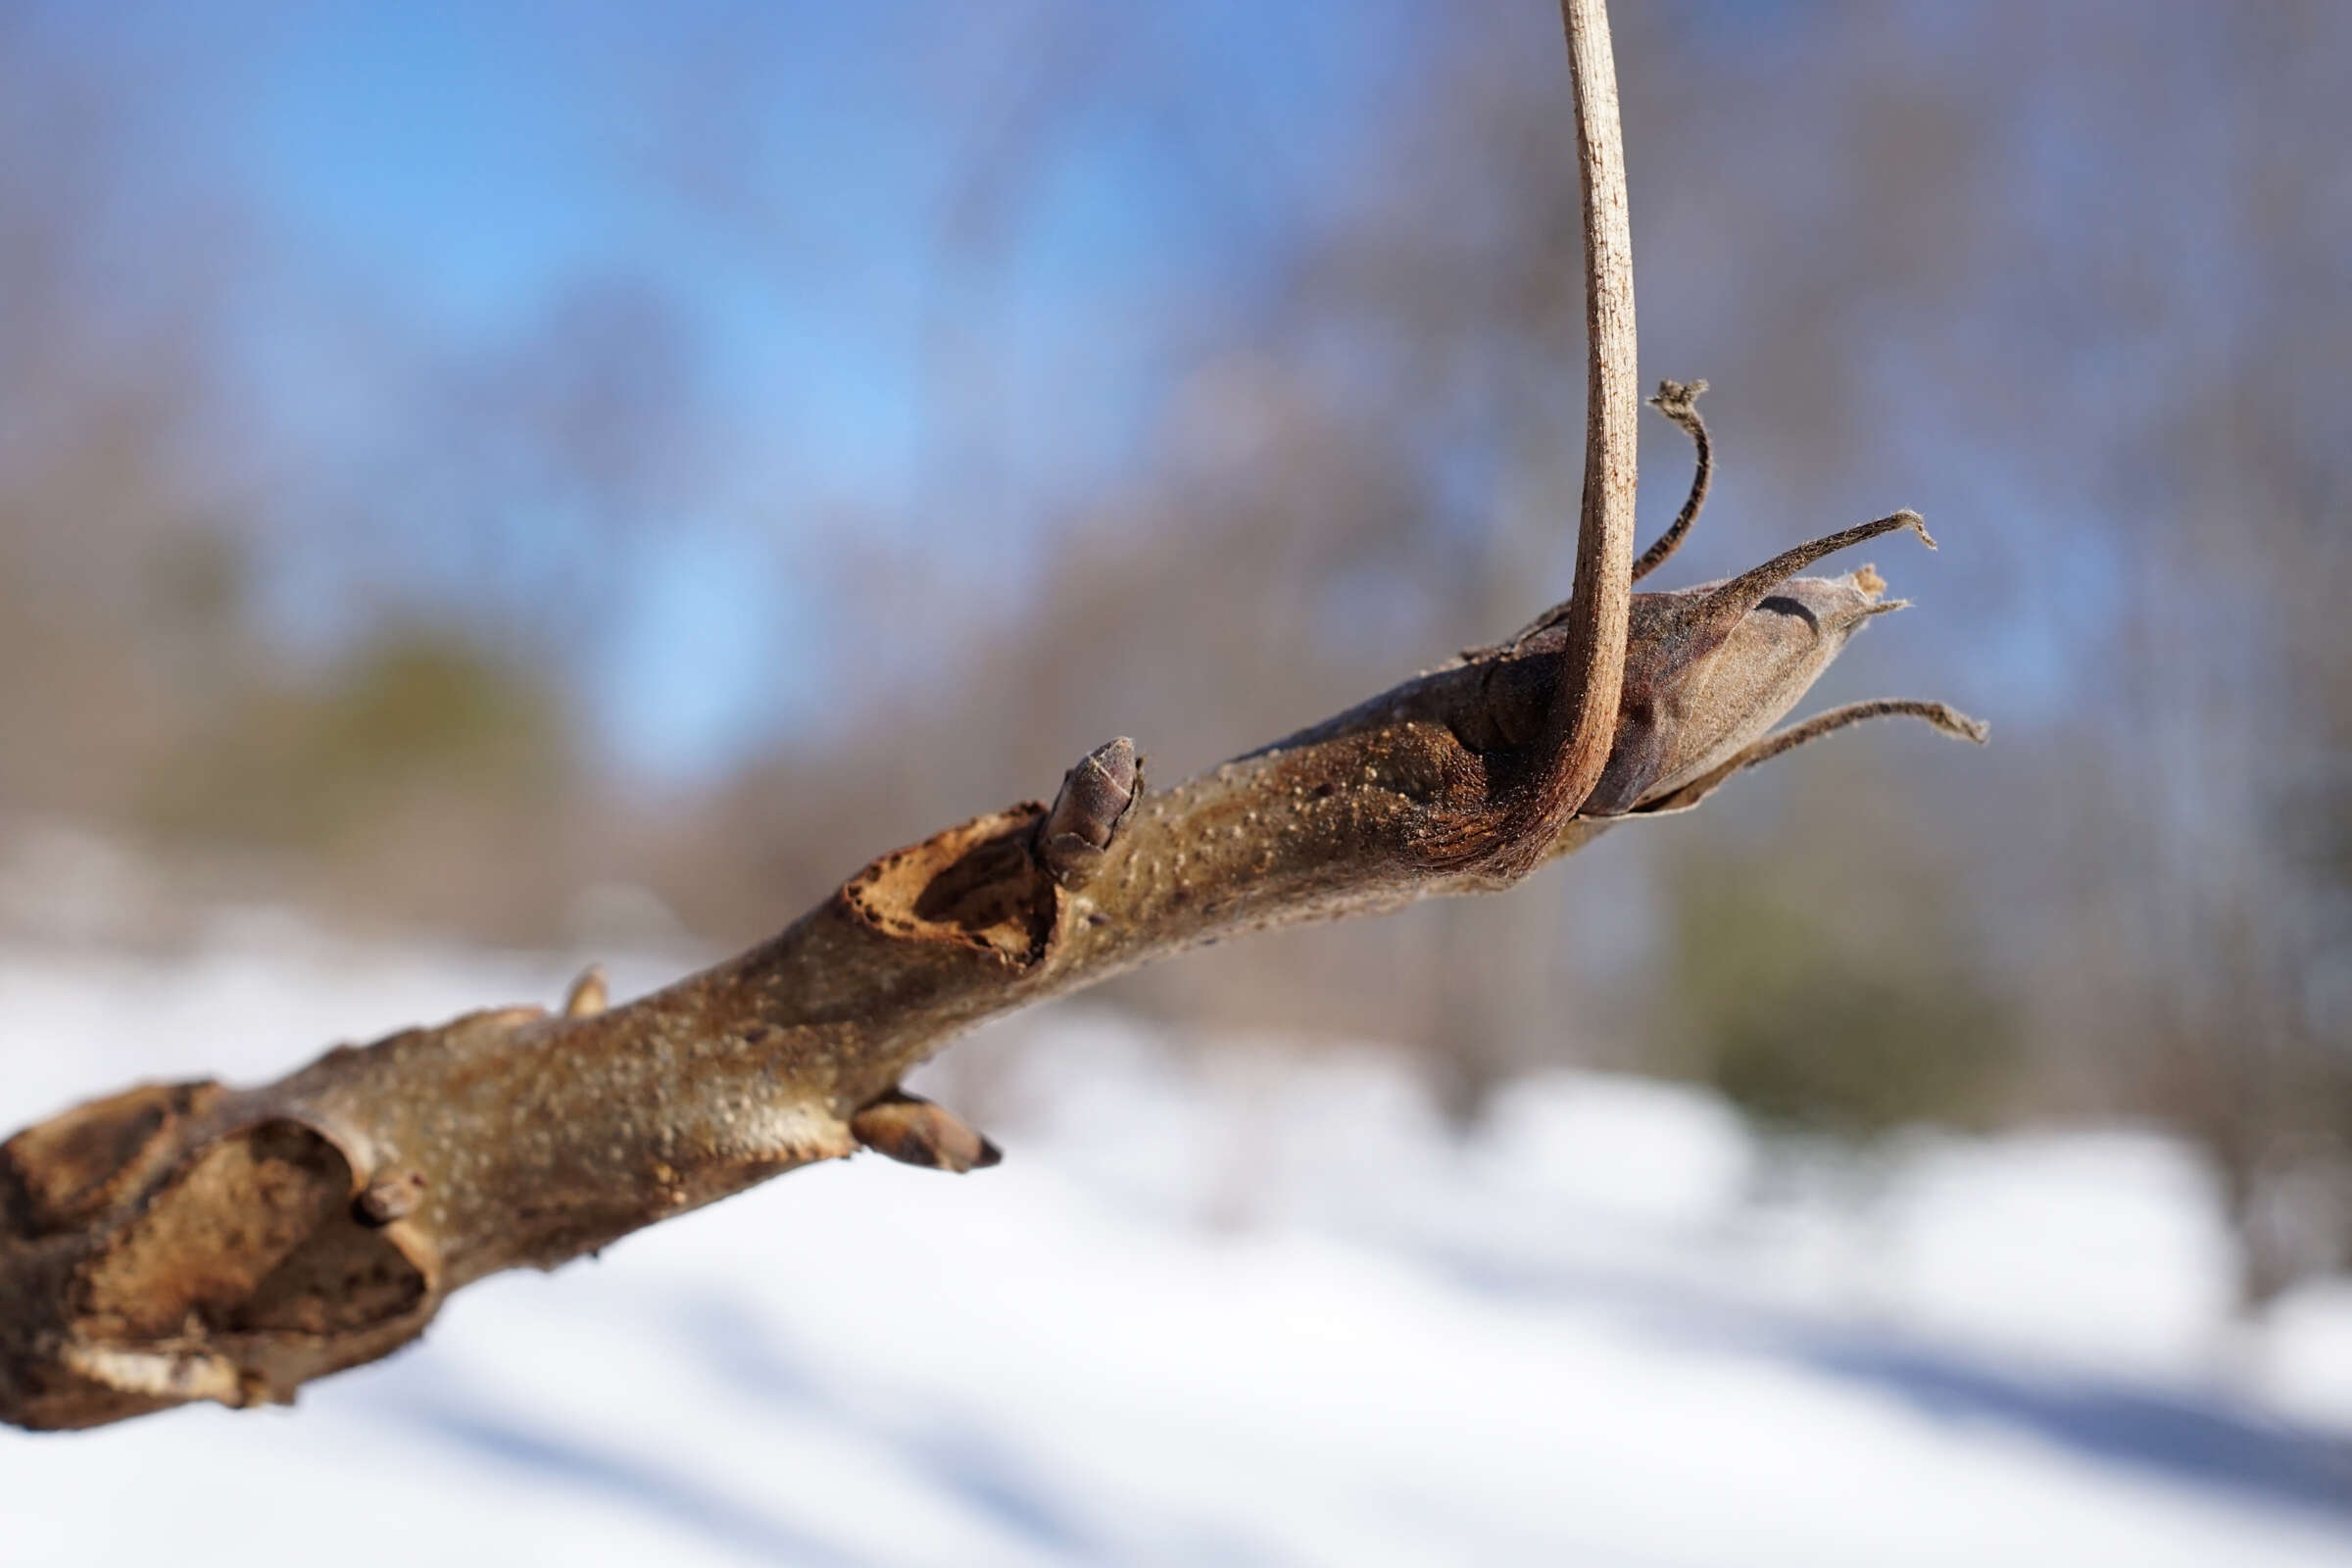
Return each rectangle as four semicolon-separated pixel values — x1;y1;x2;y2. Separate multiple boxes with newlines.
3;925;2349;1566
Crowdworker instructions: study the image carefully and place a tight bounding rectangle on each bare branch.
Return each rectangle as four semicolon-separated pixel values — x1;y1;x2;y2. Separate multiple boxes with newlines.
0;513;1979;1429
0;2;1985;1431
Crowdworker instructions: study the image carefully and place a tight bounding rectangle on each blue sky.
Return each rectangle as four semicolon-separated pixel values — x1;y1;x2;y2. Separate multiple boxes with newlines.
24;0;1426;781
17;0;2203;786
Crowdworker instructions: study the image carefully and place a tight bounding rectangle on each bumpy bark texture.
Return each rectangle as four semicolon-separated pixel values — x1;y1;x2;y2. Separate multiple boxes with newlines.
0;0;1984;1430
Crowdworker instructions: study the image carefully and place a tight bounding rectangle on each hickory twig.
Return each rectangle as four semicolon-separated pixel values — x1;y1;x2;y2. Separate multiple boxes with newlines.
0;0;1984;1431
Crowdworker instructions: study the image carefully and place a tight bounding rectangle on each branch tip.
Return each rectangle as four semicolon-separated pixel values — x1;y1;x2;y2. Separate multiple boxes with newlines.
1645;376;1708;422
1937;706;1992;744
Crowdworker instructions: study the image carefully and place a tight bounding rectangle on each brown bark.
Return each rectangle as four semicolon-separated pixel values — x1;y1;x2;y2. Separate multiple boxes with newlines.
0;0;1983;1430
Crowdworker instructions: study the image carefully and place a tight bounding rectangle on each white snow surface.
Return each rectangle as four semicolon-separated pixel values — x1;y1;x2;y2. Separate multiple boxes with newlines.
2;926;2349;1567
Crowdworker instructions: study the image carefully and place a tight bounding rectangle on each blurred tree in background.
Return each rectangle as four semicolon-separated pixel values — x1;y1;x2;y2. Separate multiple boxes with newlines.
1646;754;2017;1146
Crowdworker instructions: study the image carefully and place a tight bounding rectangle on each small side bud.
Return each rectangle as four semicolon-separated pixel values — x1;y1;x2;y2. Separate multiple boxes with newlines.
355;1170;426;1226
1039;736;1143;887
562;964;609;1018
850;1090;1003;1174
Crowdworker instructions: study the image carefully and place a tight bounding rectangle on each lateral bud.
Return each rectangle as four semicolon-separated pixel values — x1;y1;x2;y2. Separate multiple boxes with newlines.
850;1090;1003;1174
562;964;609;1017
355;1169;426;1226
1039;736;1142;888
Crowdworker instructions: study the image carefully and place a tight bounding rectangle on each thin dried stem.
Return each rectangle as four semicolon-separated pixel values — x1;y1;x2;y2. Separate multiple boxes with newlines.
1530;0;1642;837
1476;376;1706;655
1634;378;1710;582
1637;699;1990;815
1425;0;1641;874
1690;510;1933;636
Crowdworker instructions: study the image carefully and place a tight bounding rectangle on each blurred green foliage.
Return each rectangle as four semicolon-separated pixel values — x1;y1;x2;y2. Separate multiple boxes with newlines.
1651;818;2017;1145
143;627;571;856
